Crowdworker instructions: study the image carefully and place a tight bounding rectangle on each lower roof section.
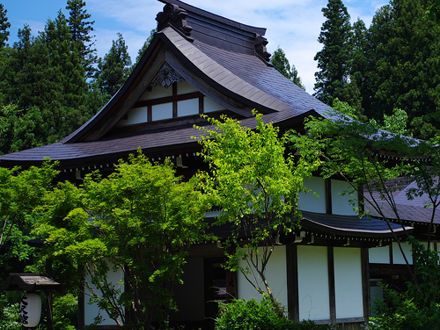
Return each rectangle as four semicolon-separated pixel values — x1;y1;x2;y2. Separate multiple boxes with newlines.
207;210;412;244
301;211;412;240
0;109;313;169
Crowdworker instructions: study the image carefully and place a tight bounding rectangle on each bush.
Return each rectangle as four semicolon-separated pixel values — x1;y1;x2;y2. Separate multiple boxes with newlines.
370;286;440;329
370;239;440;329
215;298;322;330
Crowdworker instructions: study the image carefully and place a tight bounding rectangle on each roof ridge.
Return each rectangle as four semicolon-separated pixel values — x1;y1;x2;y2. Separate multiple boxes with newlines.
158;0;266;35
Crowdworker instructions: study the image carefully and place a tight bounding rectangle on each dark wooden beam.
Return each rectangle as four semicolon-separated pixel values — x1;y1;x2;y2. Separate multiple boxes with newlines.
325;179;332;214
135;92;203;108
389;244;394;265
369;263;413;276
147;104;152;123
286;244;299;322
361;248;370;322
199;95;204;114
172;82;178;118
328;246;336;325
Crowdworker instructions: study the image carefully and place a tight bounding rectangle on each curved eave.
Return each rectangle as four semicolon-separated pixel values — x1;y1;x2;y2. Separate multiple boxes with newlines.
300;211;412;239
0;109;316;168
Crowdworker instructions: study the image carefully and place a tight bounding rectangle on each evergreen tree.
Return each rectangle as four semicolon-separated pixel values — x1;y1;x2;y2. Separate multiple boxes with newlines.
7;25;57;112
355;0;440;138
41;11;90;141
135;29;156;65
375;0;440;139
271;48;305;90
314;0;352;104
0;4;10;48
0;4;11;105
343;18;368;115
97;33;131;97
360;5;394;120
4;12;91;148
66;0;97;79
129;29;156;75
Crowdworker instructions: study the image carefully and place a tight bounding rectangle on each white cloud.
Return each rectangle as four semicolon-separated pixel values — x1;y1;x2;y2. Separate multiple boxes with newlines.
88;0;162;33
86;0;330;92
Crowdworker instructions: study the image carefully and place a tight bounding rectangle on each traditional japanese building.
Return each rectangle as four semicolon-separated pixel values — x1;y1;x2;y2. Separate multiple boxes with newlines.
0;0;414;328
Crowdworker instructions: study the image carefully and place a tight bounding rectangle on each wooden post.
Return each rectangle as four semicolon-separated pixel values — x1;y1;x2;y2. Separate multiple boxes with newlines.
47;290;54;330
361;248;370;322
286;244;299;322
328;246;336;325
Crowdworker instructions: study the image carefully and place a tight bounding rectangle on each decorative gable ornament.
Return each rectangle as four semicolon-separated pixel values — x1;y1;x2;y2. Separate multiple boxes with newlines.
254;34;271;62
151;63;183;88
156;3;192;38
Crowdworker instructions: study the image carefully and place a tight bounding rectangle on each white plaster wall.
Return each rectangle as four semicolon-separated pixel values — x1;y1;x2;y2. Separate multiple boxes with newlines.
331;179;357;216
369;246;390;264
297;245;330;321
298;176;326;213
84;267;124;326
119;106;148;126
237;246;287;311
140;84;172;100
334;247;363;319
204;96;224;113
152;102;173;121
177;80;198;94
392;241;413;264
177;98;199;117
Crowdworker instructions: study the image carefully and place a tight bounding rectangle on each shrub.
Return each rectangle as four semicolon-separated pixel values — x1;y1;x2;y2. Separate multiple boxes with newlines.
215;298;322;330
371;239;440;329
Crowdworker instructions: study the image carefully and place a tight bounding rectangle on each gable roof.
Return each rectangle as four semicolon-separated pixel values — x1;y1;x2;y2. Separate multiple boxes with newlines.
0;0;331;167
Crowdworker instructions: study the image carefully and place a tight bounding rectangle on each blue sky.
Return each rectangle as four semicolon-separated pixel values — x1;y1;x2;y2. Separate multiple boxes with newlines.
3;0;387;92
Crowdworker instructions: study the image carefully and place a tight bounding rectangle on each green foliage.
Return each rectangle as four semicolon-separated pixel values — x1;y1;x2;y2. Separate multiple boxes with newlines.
133;28;156;68
2;11;92;147
0;163;58;279
0;4;10;48
341;0;440;139
33;153;209;327
0;3;97;152
291;111;425;228
0;104;47;154
382;108;410;136
216;298;322;330
371;240;440;329
52;293;78;330
97;33;131;97
66;0;97;79
314;0;352;104
331;98;365;121
271;48;304;90
0;293;21;330
196;112;320;312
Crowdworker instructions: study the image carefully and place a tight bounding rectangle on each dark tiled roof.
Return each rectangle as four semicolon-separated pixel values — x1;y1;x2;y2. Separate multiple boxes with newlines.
365;180;440;225
163;27;292;112
193;40;331;117
0;111;312;167
301;211;411;239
